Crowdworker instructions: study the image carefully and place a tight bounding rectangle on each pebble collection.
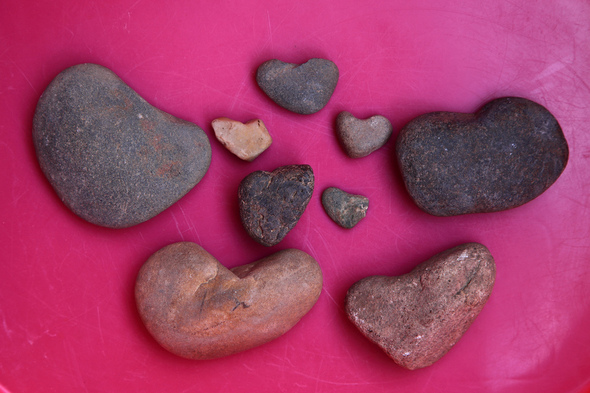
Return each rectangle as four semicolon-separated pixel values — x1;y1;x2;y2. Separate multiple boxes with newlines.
33;56;569;369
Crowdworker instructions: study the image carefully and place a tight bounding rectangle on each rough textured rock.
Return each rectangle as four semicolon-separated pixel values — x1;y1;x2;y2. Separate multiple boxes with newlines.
33;63;211;228
396;96;568;216
239;165;314;246
135;242;323;359
211;117;272;161
336;111;393;158
321;187;368;228
345;243;496;370
256;58;339;114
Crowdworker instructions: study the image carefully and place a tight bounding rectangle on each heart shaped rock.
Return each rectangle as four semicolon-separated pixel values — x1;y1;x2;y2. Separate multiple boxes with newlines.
336;111;393;158
256;58;339;114
239;165;314;246
396;97;568;216
211;117;272;161
345;243;495;370
135;242;323;359
33;63;211;228
322;187;369;228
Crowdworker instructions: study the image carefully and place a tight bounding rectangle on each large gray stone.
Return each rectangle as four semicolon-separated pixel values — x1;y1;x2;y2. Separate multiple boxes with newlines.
33;63;211;228
396;97;568;216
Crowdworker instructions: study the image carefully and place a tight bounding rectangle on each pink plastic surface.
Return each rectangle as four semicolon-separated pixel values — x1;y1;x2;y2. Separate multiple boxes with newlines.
1;1;589;392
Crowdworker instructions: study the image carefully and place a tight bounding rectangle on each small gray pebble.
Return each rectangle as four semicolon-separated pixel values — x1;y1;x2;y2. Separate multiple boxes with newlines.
321;187;368;229
336;111;393;158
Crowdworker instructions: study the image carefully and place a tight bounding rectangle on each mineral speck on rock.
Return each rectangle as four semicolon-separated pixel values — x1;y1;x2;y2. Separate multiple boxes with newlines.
321;187;369;228
336;111;393;158
256;58;339;114
135;242;323;359
239;165;314;246
33;63;211;228
396;96;569;216
345;243;496;370
211;117;272;161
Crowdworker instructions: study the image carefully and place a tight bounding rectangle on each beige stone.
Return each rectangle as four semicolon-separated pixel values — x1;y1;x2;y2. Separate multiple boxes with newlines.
211;117;272;161
135;242;323;359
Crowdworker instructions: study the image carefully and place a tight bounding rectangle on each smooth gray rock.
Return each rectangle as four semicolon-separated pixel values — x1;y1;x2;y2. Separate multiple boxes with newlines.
33;63;211;228
256;58;339;114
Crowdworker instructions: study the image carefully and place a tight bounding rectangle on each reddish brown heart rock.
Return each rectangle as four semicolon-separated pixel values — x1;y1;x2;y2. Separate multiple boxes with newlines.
336;111;393;158
345;243;496;370
396;97;568;216
135;242;323;359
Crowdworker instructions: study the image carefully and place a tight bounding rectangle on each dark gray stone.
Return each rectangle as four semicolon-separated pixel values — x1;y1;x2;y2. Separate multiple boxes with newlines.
396;97;569;216
322;187;368;228
336;111;393;158
239;165;314;246
33;63;211;228
256;58;339;114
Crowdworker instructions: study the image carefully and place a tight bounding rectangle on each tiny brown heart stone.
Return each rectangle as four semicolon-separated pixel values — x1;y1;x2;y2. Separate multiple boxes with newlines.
336;111;393;158
211;117;272;161
256;58;339;114
396;96;568;216
345;243;495;370
321;187;369;229
135;242;323;359
239;165;314;246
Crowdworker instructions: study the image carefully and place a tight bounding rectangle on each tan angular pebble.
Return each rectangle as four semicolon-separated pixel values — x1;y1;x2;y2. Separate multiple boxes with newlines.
211;117;272;161
135;242;323;359
345;243;496;370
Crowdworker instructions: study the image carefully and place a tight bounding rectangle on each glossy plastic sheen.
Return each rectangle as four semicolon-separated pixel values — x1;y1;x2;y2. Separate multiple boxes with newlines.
1;1;589;392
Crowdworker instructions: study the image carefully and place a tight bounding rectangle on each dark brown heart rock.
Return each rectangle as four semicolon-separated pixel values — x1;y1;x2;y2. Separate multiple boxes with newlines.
135;242;323;359
396;97;568;216
239;165;314;247
321;187;369;229
256;58;339;114
345;243;495;370
33;63;211;228
336;111;393;158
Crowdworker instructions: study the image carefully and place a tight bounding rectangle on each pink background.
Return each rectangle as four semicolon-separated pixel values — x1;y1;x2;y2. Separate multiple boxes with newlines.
1;1;589;392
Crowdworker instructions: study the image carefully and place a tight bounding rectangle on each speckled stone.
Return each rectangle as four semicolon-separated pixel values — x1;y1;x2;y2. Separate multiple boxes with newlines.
33;63;211;228
336;111;393;158
211;117;272;161
396;97;568;216
135;242;323;359
346;243;496;370
321;187;368;228
256;58;339;114
239;165;314;246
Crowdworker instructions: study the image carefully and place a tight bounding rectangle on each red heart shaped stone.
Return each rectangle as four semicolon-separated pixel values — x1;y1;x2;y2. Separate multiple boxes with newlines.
135;242;323;359
345;243;496;369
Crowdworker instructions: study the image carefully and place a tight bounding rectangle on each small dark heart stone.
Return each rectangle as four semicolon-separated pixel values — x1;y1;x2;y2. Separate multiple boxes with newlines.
256;58;339;114
396;97;568;216
321;187;368;229
135;242;323;359
239;165;314;246
346;243;496;370
33;63;211;228
336;111;393;158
